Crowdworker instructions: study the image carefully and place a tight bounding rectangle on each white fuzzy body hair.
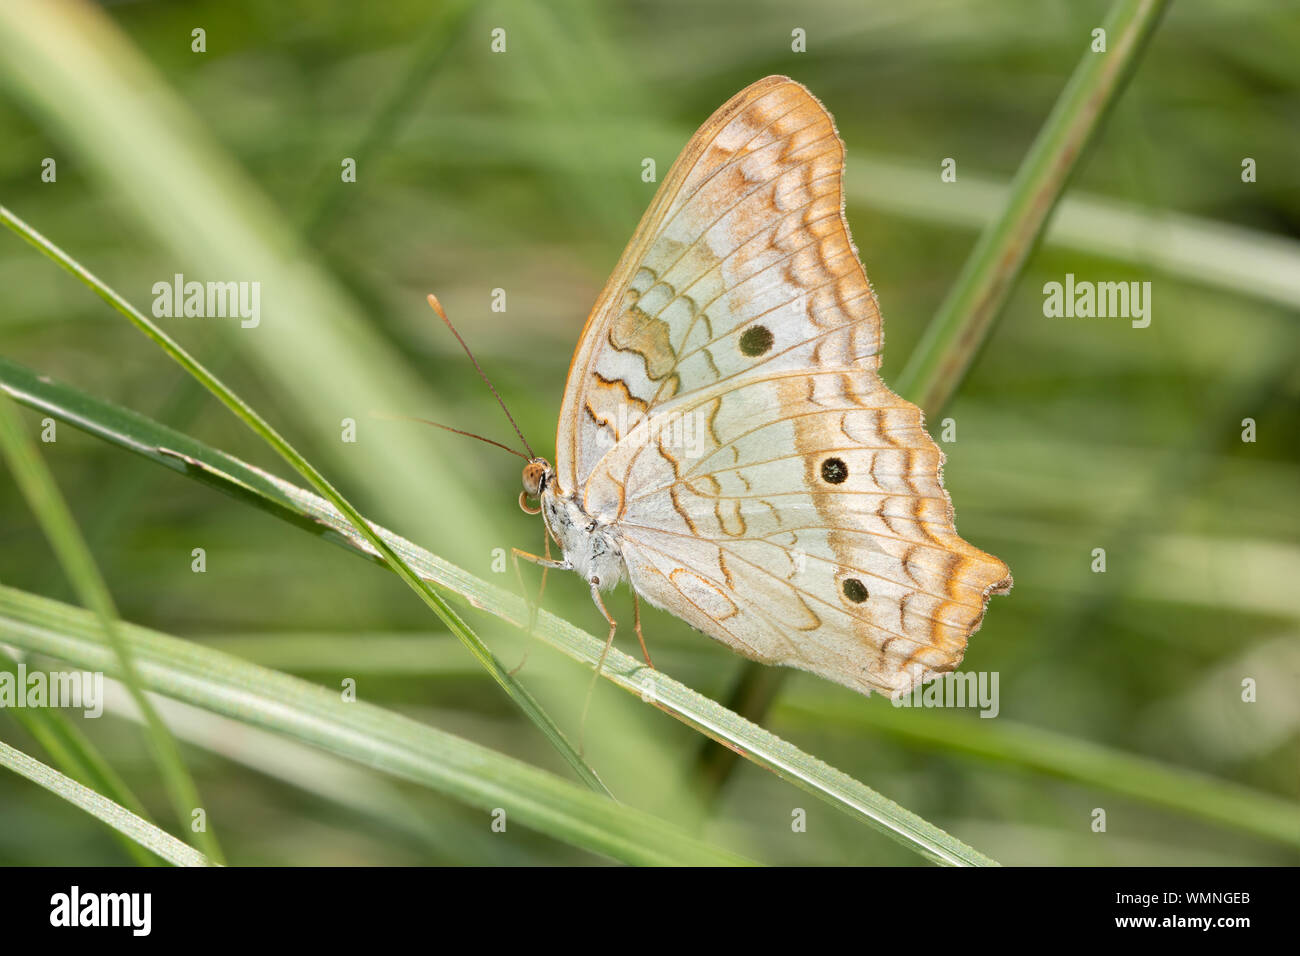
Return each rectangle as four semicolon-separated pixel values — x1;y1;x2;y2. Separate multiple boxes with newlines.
540;487;626;591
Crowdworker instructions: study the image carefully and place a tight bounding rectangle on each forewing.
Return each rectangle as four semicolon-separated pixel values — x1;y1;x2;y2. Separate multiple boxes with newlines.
555;76;881;493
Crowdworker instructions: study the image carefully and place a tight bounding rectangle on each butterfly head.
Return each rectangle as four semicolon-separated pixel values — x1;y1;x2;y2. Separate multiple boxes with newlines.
519;457;553;514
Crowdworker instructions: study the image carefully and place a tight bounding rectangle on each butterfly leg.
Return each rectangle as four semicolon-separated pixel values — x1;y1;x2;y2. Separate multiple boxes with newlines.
587;581;618;677
511;547;571;633
537;530;554;608
579;581;618;754
632;591;654;668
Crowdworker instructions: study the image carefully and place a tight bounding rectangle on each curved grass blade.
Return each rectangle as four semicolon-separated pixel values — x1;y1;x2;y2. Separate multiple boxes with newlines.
843;154;1300;314
0;357;997;865
0;205;607;799
0;0;498;577
0;736;211;867
100;687;517;864
895;0;1172;411
0;585;754;867
0;391;225;863
0;649;157;866
27;342;1298;856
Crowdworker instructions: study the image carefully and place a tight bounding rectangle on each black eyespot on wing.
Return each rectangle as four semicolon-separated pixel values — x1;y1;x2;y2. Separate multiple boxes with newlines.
842;578;869;603
738;325;774;357
820;457;848;484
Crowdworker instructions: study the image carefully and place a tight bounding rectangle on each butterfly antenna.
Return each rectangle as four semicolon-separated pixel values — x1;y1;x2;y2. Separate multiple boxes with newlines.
372;412;529;460
427;294;536;460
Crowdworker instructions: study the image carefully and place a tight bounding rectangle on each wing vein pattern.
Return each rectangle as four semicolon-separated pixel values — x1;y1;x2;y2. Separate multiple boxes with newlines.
555;76;1010;697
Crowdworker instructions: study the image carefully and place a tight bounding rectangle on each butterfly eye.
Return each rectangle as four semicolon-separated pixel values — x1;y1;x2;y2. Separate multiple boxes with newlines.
738;324;774;357
820;457;849;484
842;578;869;603
522;461;548;497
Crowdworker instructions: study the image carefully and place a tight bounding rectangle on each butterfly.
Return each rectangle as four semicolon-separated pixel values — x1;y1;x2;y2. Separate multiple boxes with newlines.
501;75;1012;699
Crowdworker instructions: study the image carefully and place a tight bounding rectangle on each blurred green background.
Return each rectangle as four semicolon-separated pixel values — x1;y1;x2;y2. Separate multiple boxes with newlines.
1;0;1297;864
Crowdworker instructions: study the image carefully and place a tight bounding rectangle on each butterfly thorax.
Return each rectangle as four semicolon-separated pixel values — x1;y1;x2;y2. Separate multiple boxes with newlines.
540;486;626;592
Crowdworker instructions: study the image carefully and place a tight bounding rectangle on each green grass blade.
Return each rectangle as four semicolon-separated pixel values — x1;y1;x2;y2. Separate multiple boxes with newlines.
895;0;1171;412
0;649;157;866
0;0;497;576
844;155;1300;313
0;205;607;799
0;736;211;867
0;357;998;866
0;392;225;863
783;694;1300;853
0;585;753;867
112;693;508;864
176;622;1300;855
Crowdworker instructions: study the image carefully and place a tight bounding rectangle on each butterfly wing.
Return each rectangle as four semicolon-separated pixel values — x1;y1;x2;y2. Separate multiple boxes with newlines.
583;370;1011;696
558;76;1009;696
556;75;879;493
